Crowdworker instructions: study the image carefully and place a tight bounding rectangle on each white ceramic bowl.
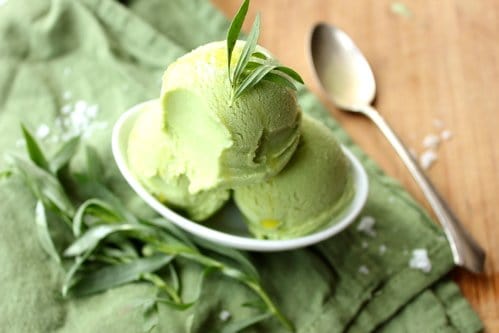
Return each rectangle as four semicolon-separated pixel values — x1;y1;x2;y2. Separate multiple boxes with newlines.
112;101;369;251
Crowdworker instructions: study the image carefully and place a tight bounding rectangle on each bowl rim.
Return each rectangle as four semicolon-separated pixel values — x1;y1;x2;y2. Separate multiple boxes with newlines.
112;100;369;251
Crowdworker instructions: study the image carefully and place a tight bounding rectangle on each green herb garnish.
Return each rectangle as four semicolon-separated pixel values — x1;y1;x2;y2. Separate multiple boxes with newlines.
226;0;304;103
9;126;294;332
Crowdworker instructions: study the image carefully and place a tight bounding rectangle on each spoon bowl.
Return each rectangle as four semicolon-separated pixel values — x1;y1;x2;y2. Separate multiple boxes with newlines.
112;101;369;252
310;23;376;110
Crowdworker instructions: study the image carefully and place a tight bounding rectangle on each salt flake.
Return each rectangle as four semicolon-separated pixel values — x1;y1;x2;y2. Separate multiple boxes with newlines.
35;124;50;139
441;130;453;141
357;216;376;237
419;150;438;170
422;134;440;149
219;310;231;321
379;244;387;255
409;249;432;273
85;104;99;118
55;99;106;141
358;265;370;275
61;104;72;115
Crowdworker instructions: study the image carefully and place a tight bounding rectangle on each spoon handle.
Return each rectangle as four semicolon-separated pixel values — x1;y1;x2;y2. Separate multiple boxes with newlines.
362;105;485;273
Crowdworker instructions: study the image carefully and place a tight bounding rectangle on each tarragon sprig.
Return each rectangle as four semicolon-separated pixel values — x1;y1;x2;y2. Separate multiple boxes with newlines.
8;125;295;332
226;0;304;103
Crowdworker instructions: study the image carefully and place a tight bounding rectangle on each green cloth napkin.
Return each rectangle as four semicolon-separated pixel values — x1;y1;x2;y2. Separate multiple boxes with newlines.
0;0;482;332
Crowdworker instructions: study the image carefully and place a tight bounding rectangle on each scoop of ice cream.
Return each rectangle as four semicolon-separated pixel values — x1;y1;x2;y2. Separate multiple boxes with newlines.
160;41;301;193
234;114;354;239
127;100;230;221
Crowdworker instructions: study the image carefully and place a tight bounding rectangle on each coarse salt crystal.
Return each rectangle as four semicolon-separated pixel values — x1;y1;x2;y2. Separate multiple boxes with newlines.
361;241;368;249
357;216;376;237
74;100;88;113
15;139;25;147
358;265;370;275
409;249;432;273
85;104;99;118
422;134;440;149
419;150;438;170
441;130;453;141
379;244;387;255
0;0;7;7
56;100;106;141
61;104;72;115
219;310;231;321
36;124;50;139
63;67;71;76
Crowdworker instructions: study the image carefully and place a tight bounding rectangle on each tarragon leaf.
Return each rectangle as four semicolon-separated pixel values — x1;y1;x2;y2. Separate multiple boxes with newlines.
35;200;61;263
226;0;250;83
62;251;91;297
274;66;304;84
21;124;50;171
192;236;259;281
263;72;298;91
73;198;121;237
145;218;197;249
251;51;268;60
233;63;276;100
155;266;215;308
64;224;150;257
75;180;139;224
155;298;195;311
86;145;104;182
220;312;273;333
142;272;182;304
231;13;261;87
50;136;80;173
71;254;174;296
168;264;180;293
12;155;75;217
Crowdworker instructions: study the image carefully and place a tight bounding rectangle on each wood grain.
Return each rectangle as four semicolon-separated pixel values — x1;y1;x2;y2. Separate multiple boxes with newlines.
212;0;499;330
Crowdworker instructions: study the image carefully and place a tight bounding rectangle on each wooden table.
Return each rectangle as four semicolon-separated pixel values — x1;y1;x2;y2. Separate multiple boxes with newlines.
212;0;498;330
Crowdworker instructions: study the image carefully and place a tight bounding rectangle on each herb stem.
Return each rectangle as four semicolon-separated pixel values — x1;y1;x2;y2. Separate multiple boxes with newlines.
246;281;295;332
142;273;181;304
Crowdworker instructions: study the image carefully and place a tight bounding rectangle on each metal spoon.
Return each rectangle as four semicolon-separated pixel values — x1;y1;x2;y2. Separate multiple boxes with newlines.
309;23;485;273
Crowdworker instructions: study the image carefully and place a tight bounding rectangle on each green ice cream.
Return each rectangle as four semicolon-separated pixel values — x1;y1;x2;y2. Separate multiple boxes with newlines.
127;100;230;221
234;114;354;239
160;41;301;193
